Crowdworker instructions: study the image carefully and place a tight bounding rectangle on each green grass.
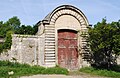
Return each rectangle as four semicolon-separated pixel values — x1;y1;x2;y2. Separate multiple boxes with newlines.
0;61;68;78
41;67;68;75
80;67;120;78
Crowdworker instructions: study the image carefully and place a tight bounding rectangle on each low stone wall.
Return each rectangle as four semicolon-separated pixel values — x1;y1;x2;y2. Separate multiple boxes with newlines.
117;56;120;65
0;34;45;66
0;50;11;61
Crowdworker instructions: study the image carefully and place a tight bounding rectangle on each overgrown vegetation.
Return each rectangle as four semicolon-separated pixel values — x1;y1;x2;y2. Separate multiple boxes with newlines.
79;19;120;78
0;16;38;53
85;19;120;69
0;61;68;77
80;67;120;78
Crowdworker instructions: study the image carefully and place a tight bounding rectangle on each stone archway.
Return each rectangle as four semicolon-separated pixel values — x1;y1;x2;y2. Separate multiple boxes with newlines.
37;5;90;68
8;5;90;69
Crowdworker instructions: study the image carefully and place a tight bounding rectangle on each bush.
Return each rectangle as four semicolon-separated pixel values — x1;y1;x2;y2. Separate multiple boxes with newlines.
0;44;3;53
110;65;120;72
3;31;13;49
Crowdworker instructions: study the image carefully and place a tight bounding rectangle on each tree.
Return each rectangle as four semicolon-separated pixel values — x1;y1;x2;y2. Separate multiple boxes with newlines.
0;16;37;53
15;25;34;35
7;16;21;31
0;21;4;37
0;16;21;37
33;24;38;35
88;19;120;68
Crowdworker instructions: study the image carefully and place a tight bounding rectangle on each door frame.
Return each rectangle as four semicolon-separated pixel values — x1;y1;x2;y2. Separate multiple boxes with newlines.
55;28;79;68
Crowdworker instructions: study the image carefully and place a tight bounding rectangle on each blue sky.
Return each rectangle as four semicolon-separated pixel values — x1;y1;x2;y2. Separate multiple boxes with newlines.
0;0;120;25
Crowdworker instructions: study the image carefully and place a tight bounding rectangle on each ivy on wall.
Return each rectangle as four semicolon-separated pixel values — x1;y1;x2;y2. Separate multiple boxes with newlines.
0;31;13;53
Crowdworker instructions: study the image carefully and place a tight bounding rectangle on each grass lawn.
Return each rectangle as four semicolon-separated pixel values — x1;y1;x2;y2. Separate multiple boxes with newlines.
1;60;120;78
80;67;120;78
0;61;68;78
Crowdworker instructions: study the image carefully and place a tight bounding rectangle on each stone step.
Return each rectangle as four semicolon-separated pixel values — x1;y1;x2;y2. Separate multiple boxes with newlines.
45;37;55;39
83;48;90;51
45;25;55;28
45;41;55;43
45;34;55;38
45;53;55;56
82;42;87;44
45;45;55;50
45;35;55;38
45;62;56;65
45;42;55;45
45;57;55;60
45;50;55;53
45;33;55;35
45;59;55;62
45;30;55;33
45;58;55;61
45;27;55;30
45;38;55;41
82;40;88;42
45;31;55;33
83;52;90;54
45;48;55;51
45;44;55;46
45;43;55;46
44;64;56;67
45;45;55;48
44;62;56;67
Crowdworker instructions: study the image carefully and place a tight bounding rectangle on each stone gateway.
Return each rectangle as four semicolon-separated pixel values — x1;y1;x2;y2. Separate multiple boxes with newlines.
0;5;91;70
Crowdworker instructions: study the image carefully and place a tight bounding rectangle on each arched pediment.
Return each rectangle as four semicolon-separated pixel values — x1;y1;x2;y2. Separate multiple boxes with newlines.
43;5;89;26
37;5;89;36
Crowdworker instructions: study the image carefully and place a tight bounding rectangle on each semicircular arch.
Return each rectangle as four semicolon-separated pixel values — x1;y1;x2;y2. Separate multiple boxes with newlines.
48;5;89;27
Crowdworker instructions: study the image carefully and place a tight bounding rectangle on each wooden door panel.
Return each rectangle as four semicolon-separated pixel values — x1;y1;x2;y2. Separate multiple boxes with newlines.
58;29;78;69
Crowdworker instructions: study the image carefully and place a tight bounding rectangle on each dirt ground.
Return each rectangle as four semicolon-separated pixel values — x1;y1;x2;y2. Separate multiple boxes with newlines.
21;72;109;78
21;74;109;78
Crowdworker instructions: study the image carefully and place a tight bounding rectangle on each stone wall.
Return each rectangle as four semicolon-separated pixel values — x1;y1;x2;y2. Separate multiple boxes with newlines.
0;34;45;66
117;56;120;65
0;50;11;61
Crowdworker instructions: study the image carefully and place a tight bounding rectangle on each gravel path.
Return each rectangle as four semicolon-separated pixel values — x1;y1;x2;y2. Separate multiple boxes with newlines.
20;71;109;78
21;74;109;78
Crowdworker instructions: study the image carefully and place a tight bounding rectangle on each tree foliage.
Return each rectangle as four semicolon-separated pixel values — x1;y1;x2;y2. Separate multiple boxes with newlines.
7;16;21;31
0;16;38;53
15;25;34;35
3;31;13;49
88;19;120;68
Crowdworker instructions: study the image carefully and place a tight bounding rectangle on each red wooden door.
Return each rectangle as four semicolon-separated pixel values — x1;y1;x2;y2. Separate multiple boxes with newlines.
58;29;78;69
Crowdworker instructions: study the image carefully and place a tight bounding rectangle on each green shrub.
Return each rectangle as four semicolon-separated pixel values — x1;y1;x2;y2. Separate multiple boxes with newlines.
0;44;3;53
3;31;13;49
110;65;120;72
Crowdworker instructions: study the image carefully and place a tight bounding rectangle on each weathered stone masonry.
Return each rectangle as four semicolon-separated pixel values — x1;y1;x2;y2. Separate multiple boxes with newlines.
0;5;92;70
